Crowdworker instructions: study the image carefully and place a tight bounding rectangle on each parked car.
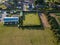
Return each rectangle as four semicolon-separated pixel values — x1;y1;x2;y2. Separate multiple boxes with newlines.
52;4;60;10
10;10;17;14
16;6;21;9
57;5;60;10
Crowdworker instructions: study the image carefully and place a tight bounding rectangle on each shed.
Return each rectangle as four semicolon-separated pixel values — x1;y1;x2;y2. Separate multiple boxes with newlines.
3;17;19;25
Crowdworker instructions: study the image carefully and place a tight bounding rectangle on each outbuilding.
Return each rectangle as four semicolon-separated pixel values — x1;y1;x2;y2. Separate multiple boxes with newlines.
3;17;19;25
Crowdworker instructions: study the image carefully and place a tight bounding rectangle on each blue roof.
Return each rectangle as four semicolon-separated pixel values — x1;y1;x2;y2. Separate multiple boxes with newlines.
4;20;18;22
4;18;18;20
4;17;19;22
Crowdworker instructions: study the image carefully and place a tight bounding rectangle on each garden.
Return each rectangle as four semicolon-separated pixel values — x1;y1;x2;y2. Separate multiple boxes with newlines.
23;12;41;26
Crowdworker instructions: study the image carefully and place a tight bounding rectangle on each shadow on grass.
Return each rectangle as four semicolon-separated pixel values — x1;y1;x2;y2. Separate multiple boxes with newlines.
19;25;44;30
4;24;18;27
4;25;44;30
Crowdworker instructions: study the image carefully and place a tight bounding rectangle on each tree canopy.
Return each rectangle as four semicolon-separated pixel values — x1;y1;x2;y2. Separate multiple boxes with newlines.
35;0;44;5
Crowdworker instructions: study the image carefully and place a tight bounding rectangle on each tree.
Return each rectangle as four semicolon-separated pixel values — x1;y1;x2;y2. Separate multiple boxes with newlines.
13;0;18;6
35;0;44;5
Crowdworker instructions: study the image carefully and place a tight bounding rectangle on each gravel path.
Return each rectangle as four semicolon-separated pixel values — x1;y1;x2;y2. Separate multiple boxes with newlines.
39;13;50;28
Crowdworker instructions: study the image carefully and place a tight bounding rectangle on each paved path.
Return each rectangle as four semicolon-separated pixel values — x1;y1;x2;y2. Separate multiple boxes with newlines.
39;13;50;28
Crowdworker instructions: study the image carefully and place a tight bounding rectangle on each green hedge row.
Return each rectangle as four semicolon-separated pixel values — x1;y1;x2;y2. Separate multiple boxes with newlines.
45;13;60;42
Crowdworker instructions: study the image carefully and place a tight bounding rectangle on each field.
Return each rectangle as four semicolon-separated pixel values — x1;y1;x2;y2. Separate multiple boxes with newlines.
0;23;57;45
23;13;41;26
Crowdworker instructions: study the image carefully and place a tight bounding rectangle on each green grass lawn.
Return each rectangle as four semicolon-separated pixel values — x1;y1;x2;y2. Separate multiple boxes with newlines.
55;13;60;16
0;23;57;45
23;13;41;26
